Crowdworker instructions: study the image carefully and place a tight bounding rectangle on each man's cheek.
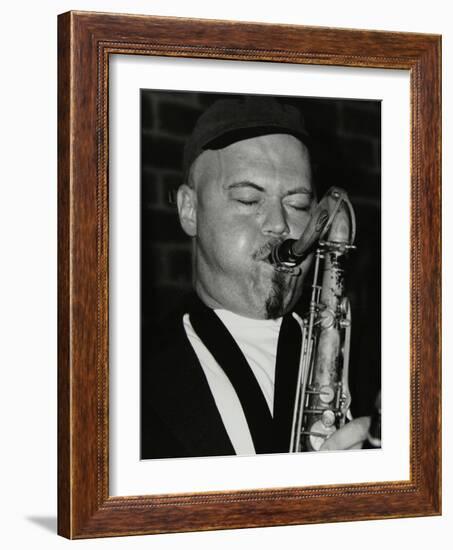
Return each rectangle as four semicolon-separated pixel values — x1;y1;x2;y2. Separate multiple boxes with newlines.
232;232;253;256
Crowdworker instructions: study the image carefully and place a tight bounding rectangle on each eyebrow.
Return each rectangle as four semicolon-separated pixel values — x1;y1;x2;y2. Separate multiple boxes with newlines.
226;181;313;196
226;181;265;192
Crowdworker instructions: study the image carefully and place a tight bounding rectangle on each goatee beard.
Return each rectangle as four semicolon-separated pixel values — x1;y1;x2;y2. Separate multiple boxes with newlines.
264;271;288;319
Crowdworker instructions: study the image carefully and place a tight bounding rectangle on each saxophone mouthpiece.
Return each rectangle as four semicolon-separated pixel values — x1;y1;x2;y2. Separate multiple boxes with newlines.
268;209;329;268
268;186;356;270
268;239;298;267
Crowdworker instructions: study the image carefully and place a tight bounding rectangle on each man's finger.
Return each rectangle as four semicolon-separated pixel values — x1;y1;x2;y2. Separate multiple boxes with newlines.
320;416;371;451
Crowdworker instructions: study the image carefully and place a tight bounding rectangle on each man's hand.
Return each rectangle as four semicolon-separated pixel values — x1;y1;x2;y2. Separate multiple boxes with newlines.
320;417;371;451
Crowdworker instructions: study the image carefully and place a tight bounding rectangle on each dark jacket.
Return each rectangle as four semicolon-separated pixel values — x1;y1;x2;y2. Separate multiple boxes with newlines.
141;293;302;459
141;302;235;460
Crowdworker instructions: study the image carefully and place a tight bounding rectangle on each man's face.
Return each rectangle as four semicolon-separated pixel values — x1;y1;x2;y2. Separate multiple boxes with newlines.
178;133;315;319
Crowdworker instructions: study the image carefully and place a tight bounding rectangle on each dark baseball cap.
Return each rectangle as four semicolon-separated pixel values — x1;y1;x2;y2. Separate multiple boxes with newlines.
182;96;309;183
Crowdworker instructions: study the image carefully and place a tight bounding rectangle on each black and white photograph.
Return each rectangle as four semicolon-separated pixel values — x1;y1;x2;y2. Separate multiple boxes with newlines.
1;1;446;546
140;91;381;460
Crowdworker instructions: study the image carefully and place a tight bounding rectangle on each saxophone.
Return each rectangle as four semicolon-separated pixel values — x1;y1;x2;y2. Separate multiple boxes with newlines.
269;187;356;452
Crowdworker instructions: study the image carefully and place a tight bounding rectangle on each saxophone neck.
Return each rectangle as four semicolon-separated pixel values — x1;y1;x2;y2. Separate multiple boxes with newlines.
269;186;356;269
320;187;356;252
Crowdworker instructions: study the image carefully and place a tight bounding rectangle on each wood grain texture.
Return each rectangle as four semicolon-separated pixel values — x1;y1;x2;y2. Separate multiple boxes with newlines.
57;11;71;538
57;10;441;539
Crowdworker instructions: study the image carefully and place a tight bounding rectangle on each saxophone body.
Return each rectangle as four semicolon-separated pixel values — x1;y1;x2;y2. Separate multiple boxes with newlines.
297;206;353;451
269;187;356;452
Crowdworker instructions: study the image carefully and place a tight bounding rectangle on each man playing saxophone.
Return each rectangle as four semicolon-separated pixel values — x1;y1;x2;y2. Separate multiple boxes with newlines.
141;96;372;459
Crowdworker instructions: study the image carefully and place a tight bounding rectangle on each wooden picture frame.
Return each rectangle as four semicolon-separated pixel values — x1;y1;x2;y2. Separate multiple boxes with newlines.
58;10;441;539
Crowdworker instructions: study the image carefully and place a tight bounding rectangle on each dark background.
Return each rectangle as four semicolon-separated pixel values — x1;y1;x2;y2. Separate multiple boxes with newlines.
141;90;381;418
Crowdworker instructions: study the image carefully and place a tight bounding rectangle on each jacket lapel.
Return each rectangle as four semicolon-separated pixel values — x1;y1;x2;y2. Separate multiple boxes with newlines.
144;309;235;458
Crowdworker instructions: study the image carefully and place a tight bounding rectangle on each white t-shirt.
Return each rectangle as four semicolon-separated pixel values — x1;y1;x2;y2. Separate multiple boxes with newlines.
183;309;304;455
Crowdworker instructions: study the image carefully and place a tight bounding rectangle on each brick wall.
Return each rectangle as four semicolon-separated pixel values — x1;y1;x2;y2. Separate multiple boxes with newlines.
141;91;242;326
141;91;381;415
141;91;203;331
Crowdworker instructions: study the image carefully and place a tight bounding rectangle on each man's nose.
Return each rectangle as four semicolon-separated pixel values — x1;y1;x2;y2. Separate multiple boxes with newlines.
261;202;290;237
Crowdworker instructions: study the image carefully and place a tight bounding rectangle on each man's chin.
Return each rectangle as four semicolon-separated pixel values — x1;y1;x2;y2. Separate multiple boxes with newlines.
263;270;293;319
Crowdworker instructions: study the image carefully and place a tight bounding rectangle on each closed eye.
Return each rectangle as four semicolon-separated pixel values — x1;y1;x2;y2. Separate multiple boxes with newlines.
284;194;313;212
227;181;263;206
288;204;311;211
236;199;259;205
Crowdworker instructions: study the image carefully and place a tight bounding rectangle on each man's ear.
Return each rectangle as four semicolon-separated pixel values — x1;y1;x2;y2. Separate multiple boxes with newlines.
176;184;197;237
